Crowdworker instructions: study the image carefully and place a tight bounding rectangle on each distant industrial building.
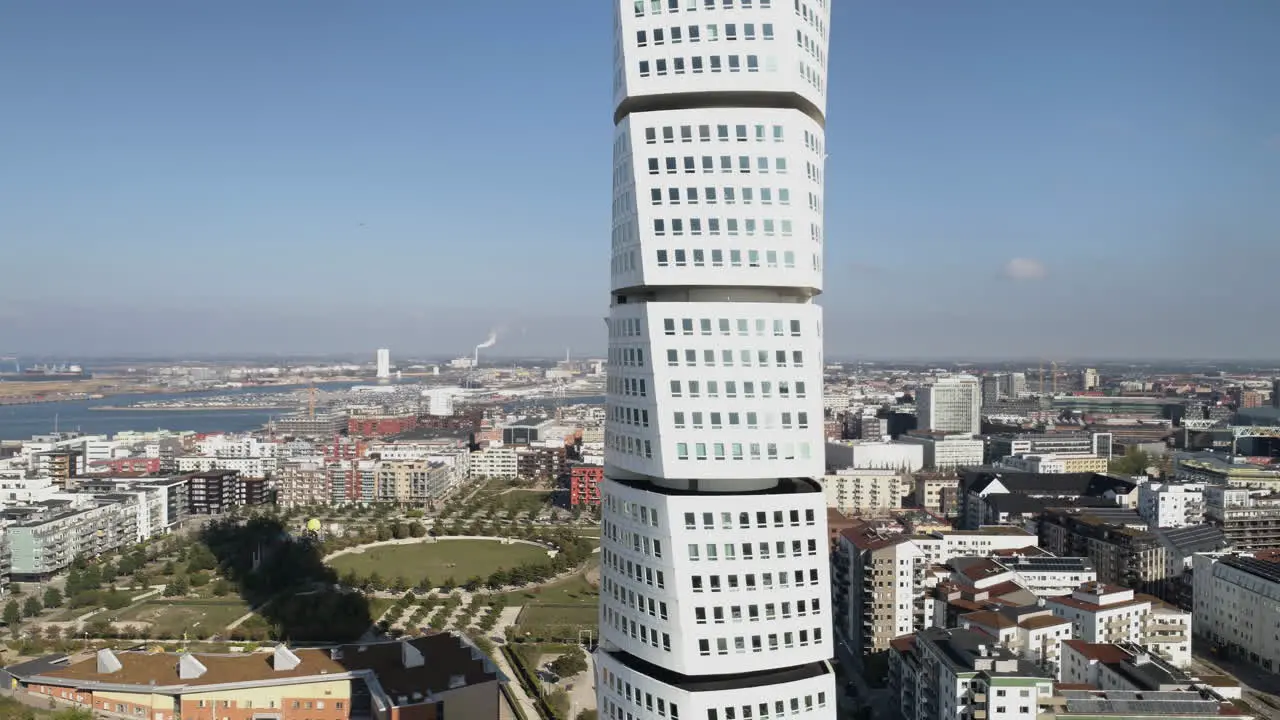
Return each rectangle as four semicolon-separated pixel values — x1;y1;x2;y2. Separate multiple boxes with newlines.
375;347;391;379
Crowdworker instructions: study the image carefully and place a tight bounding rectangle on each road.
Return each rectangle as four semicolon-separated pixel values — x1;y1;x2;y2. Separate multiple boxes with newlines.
1192;638;1280;720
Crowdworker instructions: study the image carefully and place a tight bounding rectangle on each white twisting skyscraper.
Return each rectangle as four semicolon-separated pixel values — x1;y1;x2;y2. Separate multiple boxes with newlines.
598;1;834;718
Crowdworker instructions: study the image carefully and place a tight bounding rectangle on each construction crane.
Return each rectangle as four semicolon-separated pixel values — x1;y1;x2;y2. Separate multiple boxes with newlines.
1051;361;1059;395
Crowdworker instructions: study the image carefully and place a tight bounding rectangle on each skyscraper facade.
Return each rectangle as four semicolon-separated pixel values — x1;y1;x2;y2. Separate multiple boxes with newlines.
598;1;835;718
917;375;982;436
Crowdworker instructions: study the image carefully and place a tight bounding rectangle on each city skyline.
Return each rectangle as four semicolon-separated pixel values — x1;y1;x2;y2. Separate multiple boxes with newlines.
2;1;1278;358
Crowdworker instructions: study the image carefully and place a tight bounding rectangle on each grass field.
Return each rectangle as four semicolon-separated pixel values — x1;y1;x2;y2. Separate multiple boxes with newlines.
516;604;598;627
115;599;251;638
328;539;548;580
500;567;598;606
490;490;553;516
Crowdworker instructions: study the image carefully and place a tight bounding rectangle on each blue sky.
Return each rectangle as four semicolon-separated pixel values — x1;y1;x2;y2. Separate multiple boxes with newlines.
1;1;1277;359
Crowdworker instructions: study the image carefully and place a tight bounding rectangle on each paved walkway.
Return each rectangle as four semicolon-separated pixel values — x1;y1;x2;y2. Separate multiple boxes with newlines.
490;637;540;720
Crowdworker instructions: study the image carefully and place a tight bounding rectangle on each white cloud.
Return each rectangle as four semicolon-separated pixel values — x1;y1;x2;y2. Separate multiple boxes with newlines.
1002;257;1048;281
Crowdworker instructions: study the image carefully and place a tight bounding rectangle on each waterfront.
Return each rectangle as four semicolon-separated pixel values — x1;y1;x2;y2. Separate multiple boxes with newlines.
0;384;347;439
0;385;605;440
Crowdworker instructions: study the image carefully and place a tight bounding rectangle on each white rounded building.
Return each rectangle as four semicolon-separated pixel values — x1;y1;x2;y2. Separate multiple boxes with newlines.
600;1;835;717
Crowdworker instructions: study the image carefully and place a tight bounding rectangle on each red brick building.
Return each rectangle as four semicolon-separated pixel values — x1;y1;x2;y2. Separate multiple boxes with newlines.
88;457;162;474
347;414;418;438
569;464;604;507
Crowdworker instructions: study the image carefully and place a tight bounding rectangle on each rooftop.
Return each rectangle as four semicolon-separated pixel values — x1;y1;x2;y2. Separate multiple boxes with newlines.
6;635;498;704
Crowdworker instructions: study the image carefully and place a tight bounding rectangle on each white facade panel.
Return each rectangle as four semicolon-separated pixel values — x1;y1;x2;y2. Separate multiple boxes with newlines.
601;480;833;674
599;648;834;720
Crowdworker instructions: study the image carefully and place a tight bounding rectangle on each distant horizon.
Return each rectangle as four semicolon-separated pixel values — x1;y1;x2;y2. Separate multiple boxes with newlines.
5;352;1280;368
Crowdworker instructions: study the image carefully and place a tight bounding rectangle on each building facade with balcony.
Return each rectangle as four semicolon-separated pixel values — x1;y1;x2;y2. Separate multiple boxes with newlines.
889;628;1054;720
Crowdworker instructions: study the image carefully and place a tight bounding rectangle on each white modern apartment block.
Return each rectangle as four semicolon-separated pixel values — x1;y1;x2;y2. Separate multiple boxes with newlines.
599;0;836;717
1137;481;1206;529
421;387;458;417
470;447;519;480
890;627;1054;720
825;439;923;471
995;454;1067;474
917;375;981;436
901;432;985;471
1191;552;1280;673
376;348;391;379
821;468;904;515
175;455;275;477
1046;583;1191;668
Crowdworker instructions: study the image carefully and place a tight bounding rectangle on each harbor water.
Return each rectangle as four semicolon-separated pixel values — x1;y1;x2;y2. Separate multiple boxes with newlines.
0;385;605;440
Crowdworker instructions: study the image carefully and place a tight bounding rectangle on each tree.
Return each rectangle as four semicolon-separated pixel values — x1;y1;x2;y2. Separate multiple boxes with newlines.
211;579;232;597
577;711;600;720
547;646;588;678
1110;448;1153;476
43;587;63;609
392;523;410;540
3;599;22;626
367;571;384;590
164;575;189;597
409;522;427;538
21;596;42;618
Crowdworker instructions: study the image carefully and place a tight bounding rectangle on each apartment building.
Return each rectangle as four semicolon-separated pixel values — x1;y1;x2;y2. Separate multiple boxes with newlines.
959;606;1073;675
568;463;603;507
6;495;140;580
1060;640;1199;691
1138;482;1207;529
834;522;924;656
374;460;456;505
5;635;507;720
1204;486;1280;550
834;524;1039;657
915;472;960;517
1038;510;1167;596
821;468;905;515
76;476;190;540
901;432;985;471
994;556;1097;597
176;455;276;478
186;470;241;515
889;627;1054;720
1046;582;1191;668
515;446;564;483
275;461;330;507
470;447;518;479
1192;551;1280;672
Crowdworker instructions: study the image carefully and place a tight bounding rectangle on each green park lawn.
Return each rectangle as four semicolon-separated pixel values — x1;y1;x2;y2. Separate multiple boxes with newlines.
328;539;549;581
114;599;253;639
